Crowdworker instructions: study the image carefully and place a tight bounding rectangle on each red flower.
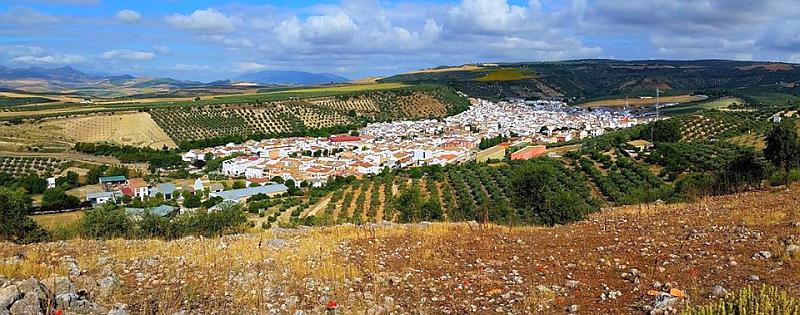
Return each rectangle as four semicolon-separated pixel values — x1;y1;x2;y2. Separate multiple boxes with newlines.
326;300;338;310
54;311;63;315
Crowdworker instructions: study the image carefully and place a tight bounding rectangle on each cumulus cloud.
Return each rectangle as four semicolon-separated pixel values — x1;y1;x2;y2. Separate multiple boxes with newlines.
11;54;85;64
166;8;238;33
101;49;157;61
116;10;141;24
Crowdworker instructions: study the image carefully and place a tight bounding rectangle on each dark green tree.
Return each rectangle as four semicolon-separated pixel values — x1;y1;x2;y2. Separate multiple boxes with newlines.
764;121;800;171
0;187;48;243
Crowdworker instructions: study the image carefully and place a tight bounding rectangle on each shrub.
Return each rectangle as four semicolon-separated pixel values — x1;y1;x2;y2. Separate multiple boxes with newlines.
682;286;800;315
81;203;133;239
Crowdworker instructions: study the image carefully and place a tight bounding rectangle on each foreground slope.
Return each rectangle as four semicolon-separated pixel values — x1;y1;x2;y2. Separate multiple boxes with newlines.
3;185;800;314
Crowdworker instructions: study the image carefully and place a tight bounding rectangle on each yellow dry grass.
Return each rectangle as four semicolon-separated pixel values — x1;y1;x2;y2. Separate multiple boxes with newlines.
579;94;706;108
42;112;176;149
31;211;85;230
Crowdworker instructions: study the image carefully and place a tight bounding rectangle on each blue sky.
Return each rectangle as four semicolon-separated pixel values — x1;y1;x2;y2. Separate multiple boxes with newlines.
1;0;799;81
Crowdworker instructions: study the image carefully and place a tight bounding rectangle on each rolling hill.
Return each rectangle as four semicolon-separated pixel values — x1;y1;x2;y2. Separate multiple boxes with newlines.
381;60;800;102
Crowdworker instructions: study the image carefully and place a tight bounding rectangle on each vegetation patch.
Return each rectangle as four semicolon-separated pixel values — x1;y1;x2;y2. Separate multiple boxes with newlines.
474;68;534;82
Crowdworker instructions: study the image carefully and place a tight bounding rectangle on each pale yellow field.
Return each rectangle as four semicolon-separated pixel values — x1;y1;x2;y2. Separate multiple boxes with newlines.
406;65;485;74
0;112;176;150
580;94;706;108
46;112;176;149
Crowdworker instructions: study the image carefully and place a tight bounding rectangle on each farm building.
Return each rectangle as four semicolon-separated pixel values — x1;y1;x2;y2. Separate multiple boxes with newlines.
86;191;121;205
510;145;547;160
476;146;506;163
99;175;127;191
210;183;289;202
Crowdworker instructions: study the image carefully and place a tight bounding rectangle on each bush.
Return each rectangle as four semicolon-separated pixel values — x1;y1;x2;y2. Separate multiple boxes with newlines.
81;203;133;239
682;286;800;315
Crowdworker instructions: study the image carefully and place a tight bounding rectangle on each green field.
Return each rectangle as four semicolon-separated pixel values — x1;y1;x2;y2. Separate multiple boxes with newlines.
0;96;56;107
474;69;533;82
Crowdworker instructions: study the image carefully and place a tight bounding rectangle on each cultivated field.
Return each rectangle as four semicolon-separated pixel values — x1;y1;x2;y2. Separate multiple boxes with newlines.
3;184;800;314
46;112;176;149
579;94;707;108
0;112;176;150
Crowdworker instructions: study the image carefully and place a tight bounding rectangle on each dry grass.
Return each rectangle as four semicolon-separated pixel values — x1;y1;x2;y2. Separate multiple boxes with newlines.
30;211;85;230
3;185;800;313
580;94;706;108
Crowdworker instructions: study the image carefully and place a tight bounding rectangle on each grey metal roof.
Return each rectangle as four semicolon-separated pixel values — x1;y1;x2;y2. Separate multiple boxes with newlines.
86;191;116;199
210;184;288;201
126;205;175;217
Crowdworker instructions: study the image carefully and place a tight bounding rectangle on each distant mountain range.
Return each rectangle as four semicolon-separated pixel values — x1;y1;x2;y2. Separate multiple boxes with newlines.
234;70;349;85
0;65;350;96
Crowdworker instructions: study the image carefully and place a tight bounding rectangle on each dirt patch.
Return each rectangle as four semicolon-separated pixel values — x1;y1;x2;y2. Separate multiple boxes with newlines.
735;63;795;71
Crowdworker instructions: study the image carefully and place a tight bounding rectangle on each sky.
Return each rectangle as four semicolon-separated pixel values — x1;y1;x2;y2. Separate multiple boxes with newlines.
1;0;799;81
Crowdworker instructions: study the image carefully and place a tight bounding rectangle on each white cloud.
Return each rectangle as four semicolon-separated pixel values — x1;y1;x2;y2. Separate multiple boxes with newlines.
448;0;529;34
166;8;237;33
233;62;268;72
116;10;141;24
11;54;85;64
101;49;157;61
0;45;44;58
0;7;59;25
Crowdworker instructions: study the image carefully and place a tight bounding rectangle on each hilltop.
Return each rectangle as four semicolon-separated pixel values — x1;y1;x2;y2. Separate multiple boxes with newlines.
381;59;800;103
3;184;799;314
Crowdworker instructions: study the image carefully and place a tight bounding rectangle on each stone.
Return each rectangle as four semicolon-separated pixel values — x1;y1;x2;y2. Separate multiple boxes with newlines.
107;303;129;315
0;285;21;309
748;275;760;281
44;276;75;296
55;290;98;313
98;276;118;289
9;292;43;315
293;311;306;315
650;292;677;314
711;285;728;297
567;304;579;313
266;239;288;248
467;220;480;230
62;256;81;276
565;280;580;289
786;245;800;257
752;251;772;260
367;305;385;315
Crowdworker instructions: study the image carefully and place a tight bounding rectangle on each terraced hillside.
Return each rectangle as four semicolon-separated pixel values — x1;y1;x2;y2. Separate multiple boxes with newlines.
381;60;800;102
149;85;468;147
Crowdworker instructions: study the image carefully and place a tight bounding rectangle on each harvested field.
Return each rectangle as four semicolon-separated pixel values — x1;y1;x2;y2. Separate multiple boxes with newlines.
580;95;707;108
3;184;800;314
42;112;177;149
406;65;485;74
